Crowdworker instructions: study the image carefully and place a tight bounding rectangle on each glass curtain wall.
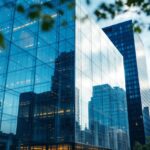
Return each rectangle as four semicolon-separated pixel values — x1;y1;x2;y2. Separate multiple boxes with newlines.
0;0;75;145
0;0;130;150
75;1;130;150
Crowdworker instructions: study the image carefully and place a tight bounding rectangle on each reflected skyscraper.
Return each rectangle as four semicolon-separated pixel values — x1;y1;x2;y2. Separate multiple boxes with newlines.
103;20;150;149
17;51;75;147
0;0;130;149
89;84;129;150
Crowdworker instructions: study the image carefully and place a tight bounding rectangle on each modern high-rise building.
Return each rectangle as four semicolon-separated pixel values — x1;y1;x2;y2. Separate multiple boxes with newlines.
89;84;129;150
103;20;150;149
0;0;130;149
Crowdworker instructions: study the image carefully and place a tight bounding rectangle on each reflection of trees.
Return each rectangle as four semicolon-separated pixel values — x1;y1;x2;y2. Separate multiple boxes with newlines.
17;51;75;144
134;140;150;150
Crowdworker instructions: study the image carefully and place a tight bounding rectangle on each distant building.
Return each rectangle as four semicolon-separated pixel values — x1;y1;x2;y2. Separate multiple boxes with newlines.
89;84;129;150
103;20;150;149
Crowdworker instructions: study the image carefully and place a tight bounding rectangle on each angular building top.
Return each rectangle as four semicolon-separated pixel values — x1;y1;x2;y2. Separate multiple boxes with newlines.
103;20;150;149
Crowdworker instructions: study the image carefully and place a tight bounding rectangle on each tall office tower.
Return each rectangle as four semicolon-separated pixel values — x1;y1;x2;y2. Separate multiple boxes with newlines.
0;0;130;149
89;84;129;150
17;51;75;146
103;20;150;149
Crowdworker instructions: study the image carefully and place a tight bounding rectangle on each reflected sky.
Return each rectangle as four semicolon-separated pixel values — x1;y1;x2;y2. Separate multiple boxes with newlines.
75;0;126;130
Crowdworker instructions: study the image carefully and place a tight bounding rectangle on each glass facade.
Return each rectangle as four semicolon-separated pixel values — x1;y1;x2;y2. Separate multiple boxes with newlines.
0;0;76;149
0;0;130;150
75;1;130;150
103;20;150;149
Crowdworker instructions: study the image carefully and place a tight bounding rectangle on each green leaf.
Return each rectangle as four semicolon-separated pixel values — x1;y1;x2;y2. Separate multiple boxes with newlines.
99;3;108;11
107;6;115;18
0;33;5;49
142;3;149;9
94;10;107;21
142;3;150;16
41;15;55;31
67;2;75;10
126;0;134;6
134;26;142;33
115;0;123;7
28;4;41;20
28;11;40;19
115;1;123;13
127;0;144;6
98;3;117;19
41;21;51;31
16;4;25;13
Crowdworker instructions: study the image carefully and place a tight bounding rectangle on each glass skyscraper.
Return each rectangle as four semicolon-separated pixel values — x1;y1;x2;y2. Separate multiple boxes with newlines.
88;84;129;150
103;20;150;150
0;0;130;149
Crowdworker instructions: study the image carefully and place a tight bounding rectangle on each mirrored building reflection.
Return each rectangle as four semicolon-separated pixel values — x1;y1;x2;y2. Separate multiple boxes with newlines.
17;51;75;146
88;84;129;150
0;0;130;150
75;1;130;149
103;20;150;149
